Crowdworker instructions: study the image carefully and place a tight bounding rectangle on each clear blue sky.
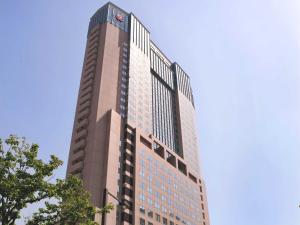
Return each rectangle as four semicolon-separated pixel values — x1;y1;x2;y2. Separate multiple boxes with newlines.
1;1;300;225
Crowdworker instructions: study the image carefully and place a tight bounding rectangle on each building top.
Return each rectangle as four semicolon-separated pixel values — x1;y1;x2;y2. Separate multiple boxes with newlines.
88;2;129;34
88;2;194;105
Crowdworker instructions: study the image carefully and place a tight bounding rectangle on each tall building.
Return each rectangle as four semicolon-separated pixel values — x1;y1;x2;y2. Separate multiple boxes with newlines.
66;2;210;225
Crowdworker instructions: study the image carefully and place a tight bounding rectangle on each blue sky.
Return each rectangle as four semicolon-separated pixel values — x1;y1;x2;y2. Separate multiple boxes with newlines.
1;1;300;225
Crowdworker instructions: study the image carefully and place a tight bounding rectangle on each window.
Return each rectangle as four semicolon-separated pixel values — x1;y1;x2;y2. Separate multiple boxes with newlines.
163;217;167;225
139;194;145;201
147;210;153;218
139;206;145;214
140;182;145;190
155;191;160;199
148;198;153;205
140;171;145;177
154;202;160;209
140;218;145;225
148;223;153;225
155;213;161;222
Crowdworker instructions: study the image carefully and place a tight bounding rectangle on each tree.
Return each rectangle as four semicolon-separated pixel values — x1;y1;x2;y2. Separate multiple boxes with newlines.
0;135;113;225
0;135;63;225
26;176;114;225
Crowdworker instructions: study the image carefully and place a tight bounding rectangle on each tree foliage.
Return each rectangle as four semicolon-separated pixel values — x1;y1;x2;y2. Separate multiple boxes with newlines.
0;135;114;225
0;135;63;225
26;176;114;225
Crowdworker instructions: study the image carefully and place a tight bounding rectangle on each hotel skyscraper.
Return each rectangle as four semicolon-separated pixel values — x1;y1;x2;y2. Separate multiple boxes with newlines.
67;2;210;225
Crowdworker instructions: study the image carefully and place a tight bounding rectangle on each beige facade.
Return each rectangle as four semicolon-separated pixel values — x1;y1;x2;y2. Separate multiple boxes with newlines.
66;21;128;208
67;2;210;225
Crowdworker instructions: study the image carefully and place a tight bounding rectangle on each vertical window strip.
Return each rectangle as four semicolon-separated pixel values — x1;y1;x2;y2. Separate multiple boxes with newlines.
171;92;176;150
185;76;189;98
182;73;187;96
168;70;171;89
141;25;144;53
172;93;178;153
157;79;161;142
152;75;155;136
132;17;135;44
139;23;142;50
166;89;172;149
140;23;144;52
163;64;166;84
185;75;189;99
154;55;157;71
164;90;169;148
177;66;181;91
155;77;160;141
158;81;163;143
162;84;167;146
161;62;165;82
155;54;158;74
179;68;183;92
168;68;171;87
183;71;186;94
169;90;175;150
170;70;174;89
146;33;149;56
165;67;168;86
181;70;185;94
187;78;192;101
166;88;171;148
135;18;138;46
135;19;138;47
155;77;161;139
137;21;140;49
157;57;161;79
163;84;168;146
150;50;152;67
143;28;146;54
143;27;145;53
161;59;164;81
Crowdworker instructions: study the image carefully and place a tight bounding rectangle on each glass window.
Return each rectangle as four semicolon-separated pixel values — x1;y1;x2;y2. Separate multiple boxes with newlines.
140;182;145;189
163;217;167;225
139;194;145;201
147;210;153;218
154;202;160;209
147;198;153;205
139;206;145;214
140;218;145;225
155;213;161;222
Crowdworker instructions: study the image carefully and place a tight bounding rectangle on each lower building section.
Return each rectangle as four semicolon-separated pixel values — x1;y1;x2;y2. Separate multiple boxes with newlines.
101;115;211;225
132;130;210;225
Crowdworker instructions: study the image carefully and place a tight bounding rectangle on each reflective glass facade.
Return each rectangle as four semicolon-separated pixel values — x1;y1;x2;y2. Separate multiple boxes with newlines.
137;148;202;225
